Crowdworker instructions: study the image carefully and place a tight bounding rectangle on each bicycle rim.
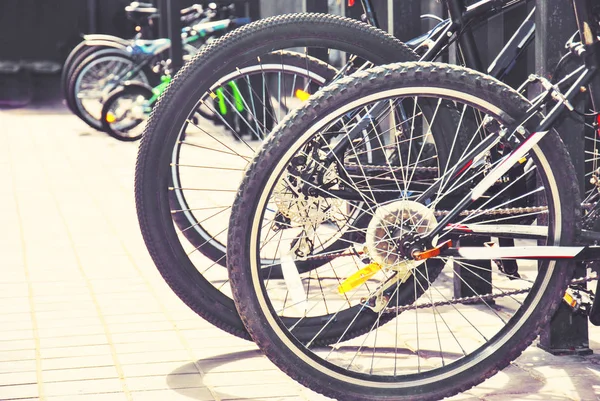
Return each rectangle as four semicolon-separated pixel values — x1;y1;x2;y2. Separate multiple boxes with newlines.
231;68;574;398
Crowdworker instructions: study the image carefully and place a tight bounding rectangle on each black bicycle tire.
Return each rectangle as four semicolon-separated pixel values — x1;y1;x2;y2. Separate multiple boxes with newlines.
135;13;421;340
228;61;579;401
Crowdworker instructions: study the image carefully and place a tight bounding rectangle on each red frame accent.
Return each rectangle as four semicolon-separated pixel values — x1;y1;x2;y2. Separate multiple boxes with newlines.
453;159;473;178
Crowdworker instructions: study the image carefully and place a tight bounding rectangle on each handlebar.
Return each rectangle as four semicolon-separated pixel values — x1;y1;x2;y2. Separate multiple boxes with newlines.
180;4;204;16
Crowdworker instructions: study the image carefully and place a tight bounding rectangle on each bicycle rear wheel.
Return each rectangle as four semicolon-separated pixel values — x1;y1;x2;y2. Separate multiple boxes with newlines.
227;62;578;400
135;13;420;340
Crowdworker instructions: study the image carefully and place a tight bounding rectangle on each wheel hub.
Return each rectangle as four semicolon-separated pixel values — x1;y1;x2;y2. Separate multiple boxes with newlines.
366;200;438;271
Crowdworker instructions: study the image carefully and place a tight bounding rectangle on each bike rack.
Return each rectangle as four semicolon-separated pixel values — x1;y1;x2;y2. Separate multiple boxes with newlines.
157;0;184;72
535;0;592;355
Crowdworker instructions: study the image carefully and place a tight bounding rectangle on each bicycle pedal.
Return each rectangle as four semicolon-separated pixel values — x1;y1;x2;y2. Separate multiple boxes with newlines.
563;286;593;317
563;290;582;310
338;262;382;294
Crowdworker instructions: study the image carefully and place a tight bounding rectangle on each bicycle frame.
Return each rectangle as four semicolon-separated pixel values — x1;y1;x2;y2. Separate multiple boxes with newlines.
313;0;600;262
110;17;250;90
361;0;532;76
415;0;600;261
326;0;534;165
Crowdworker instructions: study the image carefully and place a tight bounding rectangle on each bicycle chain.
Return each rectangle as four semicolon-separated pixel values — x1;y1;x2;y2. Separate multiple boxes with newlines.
380;275;598;315
434;205;547;217
345;164;438;174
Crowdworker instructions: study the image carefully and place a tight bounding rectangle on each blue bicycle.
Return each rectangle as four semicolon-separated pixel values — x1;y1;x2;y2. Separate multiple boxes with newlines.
63;2;249;130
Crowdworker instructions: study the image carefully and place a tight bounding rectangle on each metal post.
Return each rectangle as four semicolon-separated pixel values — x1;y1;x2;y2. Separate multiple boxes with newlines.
535;0;591;356
158;0;184;72
158;0;169;39
392;0;420;41
387;0;393;36
167;0;183;72
305;0;327;13
304;0;328;63
87;0;98;33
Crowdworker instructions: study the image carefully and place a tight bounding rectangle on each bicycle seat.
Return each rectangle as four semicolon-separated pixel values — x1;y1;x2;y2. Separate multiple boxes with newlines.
125;2;159;25
180;4;204;16
129;38;171;56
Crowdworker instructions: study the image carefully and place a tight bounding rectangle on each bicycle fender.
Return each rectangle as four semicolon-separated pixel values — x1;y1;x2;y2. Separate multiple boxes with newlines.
81;34;131;47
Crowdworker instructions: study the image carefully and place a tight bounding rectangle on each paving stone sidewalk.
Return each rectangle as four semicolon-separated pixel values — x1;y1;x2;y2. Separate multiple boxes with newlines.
0;106;599;401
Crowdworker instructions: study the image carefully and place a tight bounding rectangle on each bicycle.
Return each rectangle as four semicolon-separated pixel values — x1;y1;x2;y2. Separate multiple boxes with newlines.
225;0;600;400
66;6;249;131
61;2;209;114
135;0;546;341
99;75;170;141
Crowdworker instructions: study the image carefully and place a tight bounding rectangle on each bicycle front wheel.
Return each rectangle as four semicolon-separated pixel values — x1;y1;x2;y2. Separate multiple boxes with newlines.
227;62;579;400
101;83;153;141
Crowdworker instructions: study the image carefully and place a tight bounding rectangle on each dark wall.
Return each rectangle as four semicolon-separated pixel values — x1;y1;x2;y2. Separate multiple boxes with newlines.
0;0;532;72
0;0;141;63
0;0;258;64
95;0;141;37
0;0;89;62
